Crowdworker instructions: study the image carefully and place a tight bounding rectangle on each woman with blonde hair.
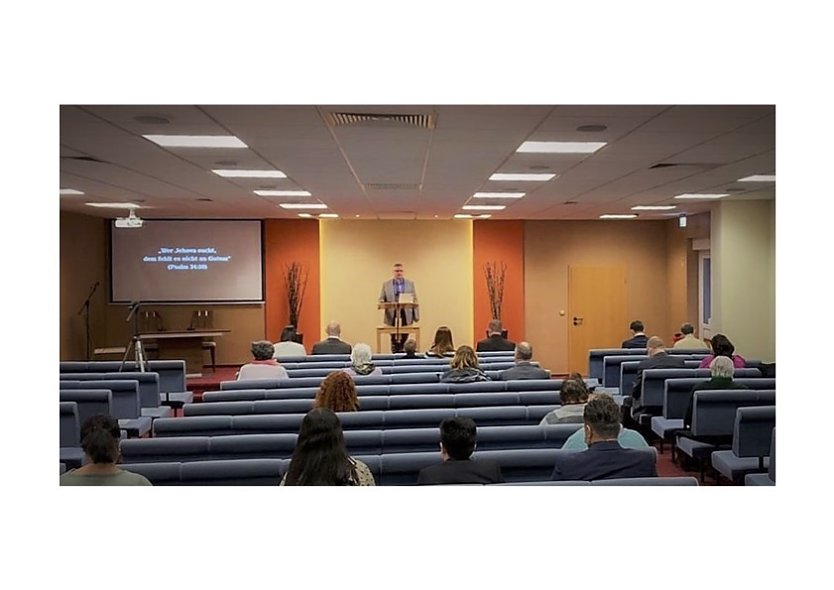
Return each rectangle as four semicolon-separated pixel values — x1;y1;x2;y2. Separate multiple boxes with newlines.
426;326;455;357
315;371;360;413
440;345;490;383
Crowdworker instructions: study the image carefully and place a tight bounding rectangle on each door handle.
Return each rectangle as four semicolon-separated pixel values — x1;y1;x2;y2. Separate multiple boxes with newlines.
573;317;583;326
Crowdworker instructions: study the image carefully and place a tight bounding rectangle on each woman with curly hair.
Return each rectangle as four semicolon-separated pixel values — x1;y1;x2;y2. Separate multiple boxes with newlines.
426;326;455;357
440;345;490;383
281;408;375;486
314;371;360;412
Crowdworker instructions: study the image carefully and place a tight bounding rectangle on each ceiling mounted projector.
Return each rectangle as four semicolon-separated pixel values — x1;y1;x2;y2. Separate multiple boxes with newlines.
114;209;144;229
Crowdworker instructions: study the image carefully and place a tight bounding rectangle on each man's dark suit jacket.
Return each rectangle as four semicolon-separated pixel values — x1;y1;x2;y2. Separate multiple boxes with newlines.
498;361;550;381
417;458;504;485
630;351;687;400
310;337;352;355
550;441;657;481
476;334;516;352
621;334;649;349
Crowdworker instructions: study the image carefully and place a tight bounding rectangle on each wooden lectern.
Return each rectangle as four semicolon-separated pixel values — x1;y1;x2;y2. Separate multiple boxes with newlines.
377;301;419;353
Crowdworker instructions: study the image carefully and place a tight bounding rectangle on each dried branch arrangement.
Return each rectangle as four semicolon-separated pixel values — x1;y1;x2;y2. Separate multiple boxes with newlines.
484;261;507;320
283;262;308;328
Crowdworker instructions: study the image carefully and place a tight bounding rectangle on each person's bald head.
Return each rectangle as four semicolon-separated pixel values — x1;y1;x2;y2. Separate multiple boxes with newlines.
647;336;665;356
515;341;533;361
326;321;342;337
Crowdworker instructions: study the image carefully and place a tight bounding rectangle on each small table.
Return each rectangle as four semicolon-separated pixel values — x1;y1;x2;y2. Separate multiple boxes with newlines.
376;326;420;354
138;330;229;377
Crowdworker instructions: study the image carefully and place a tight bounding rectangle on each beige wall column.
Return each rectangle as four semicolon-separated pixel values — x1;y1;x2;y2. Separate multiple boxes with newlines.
711;199;775;362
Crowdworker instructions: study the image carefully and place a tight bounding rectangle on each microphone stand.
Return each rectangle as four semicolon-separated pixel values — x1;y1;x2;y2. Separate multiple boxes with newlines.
77;281;99;361
120;301;148;373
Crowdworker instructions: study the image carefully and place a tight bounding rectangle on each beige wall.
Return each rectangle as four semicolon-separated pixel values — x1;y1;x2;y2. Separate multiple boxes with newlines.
711;200;776;362
60;211;265;364
320;220;473;353
524;220;676;375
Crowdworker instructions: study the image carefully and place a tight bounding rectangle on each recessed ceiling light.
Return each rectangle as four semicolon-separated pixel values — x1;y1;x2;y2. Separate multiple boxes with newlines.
462;205;506;211
319;213;339;218
143;135;248;148
60;189;85;195
298;213;313;218
489;173;557;181
355;214;361;218
478;214;492;219
254;190;311;197
213;169;286;178
600;214;638;219
454;214;473;219
517;141;607;154
631;205;677;211
472;192;525;199
673;193;729;200
576;124;608;132
86;202;141;209
738;174;776;182
279;203;327;210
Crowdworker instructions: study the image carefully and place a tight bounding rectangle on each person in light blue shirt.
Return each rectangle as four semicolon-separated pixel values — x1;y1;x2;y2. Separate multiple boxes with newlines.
561;424;649;450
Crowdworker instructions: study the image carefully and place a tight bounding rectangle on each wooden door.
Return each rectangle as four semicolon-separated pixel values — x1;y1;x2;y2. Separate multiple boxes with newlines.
568;266;627;375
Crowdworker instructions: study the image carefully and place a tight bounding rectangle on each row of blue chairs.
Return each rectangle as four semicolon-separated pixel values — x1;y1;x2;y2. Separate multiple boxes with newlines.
120;424;583;463
203;378;586;403
119;447;661;485
275;351;515;364
153;405;556;437
587;348;715;381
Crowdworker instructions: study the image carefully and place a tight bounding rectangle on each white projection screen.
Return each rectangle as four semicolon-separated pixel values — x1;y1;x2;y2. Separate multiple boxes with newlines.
110;219;264;303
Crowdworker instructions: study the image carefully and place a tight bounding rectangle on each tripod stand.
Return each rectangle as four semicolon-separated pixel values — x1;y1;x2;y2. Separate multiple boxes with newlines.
77;281;99;361
119;301;149;373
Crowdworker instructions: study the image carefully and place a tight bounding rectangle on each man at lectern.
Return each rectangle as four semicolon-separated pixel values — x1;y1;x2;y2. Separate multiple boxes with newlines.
379;262;419;352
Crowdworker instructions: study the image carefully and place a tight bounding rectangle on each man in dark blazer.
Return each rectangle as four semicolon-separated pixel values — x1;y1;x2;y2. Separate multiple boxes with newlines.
310;321;352;355
551;394;657;481
498;341;550;380
630;336;687;402
621;320;648;348
379;262;419;352
417;417;504;485
476;319;516;352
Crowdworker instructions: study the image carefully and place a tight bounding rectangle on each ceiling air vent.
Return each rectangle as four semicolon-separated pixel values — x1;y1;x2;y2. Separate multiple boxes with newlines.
649;162;721;170
365;183;422;190
326;112;436;129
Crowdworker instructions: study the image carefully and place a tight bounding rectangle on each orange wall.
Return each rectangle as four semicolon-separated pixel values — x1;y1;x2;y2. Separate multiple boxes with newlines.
264;219;321;350
473;220;525;342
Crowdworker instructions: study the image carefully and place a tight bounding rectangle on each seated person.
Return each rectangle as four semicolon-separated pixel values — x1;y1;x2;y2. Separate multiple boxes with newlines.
440;345;490;383
630;336;686;403
561;392;650;450
539;376;589;425
678;356;750;439
417;417;504;485
476;319;516;352
344;343;382;377
238;341;289;380
672;322;709;350
551;394;657;481
60;414;152;486
697;333;747;368
499;341;550;380
311;321;352;355
621;320;648;349
402;338;423;359
314;371;359;412
426;326;455;357
273;325;307;357
281;408;375;486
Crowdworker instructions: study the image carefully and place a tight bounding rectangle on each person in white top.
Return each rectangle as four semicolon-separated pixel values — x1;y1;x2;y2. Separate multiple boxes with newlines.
273;325;307;357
